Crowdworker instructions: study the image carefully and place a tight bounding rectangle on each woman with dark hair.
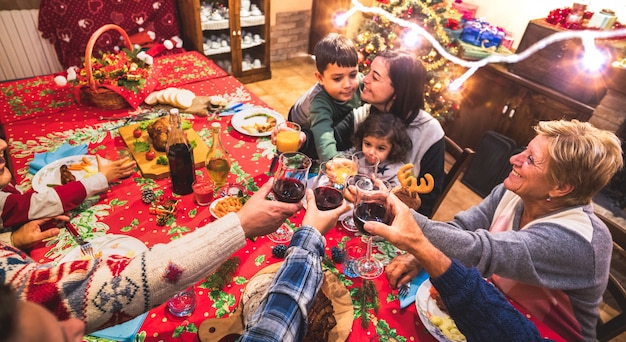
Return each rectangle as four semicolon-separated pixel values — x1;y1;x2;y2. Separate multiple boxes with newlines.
353;49;445;217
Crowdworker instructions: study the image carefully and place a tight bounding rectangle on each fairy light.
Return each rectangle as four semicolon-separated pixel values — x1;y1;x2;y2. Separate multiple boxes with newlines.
345;0;626;89
581;33;608;71
333;10;351;28
402;29;422;48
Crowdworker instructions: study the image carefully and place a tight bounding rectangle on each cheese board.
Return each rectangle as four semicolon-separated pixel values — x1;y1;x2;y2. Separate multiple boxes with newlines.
119;119;209;179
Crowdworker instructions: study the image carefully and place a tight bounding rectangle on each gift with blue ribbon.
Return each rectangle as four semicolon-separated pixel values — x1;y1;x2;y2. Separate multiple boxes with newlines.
29;142;88;175
460;19;505;48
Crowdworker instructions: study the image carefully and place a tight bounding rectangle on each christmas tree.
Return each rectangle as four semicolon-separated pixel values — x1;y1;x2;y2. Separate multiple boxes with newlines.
354;0;464;122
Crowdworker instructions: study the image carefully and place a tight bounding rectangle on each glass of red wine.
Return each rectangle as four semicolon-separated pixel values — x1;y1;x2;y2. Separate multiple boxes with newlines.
312;161;345;211
272;152;311;203
341;153;379;232
269;152;311;243
353;177;391;279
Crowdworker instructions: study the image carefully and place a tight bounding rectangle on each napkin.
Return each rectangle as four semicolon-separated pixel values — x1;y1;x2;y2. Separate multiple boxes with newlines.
399;269;429;309
89;312;148;342
28;143;88;175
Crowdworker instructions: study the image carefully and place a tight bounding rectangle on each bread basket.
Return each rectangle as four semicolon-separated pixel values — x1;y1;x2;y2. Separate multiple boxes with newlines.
80;24;133;110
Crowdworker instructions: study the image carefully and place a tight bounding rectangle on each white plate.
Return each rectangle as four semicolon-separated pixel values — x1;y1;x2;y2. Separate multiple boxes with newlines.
231;107;285;137
209;196;243;219
59;234;148;263
416;279;466;342
209;197;221;219
31;155;103;193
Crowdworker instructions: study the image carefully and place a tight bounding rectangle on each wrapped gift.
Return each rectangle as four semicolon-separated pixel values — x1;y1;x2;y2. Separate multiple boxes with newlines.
460;19;506;48
443;18;464;40
451;1;478;20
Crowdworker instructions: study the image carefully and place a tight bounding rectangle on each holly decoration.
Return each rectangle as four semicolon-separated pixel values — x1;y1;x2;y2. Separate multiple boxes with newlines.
148;197;180;226
71;48;151;93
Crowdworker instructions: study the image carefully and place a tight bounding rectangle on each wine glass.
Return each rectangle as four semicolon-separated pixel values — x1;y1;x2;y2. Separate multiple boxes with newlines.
341;174;372;232
341;153;379;231
268;152;311;243
312;160;345;211
351;151;379;178
353;177;391;279
269;121;301;173
272;152;311;203
323;155;357;185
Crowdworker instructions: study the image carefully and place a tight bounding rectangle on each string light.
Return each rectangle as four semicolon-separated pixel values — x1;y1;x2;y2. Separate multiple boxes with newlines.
581;33;609;71
402;29;422;48
344;0;626;89
333;11;349;28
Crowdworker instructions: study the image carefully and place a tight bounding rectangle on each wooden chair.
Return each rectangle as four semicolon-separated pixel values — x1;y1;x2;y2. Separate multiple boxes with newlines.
430;136;475;218
596;212;626;342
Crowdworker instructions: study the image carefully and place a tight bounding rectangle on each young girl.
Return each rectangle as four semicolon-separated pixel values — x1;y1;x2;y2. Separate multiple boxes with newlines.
351;112;412;187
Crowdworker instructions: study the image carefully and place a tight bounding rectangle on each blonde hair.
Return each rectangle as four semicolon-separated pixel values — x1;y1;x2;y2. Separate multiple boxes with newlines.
535;120;623;206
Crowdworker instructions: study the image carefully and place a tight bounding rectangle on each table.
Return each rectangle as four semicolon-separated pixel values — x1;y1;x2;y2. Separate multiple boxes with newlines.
1;51;564;342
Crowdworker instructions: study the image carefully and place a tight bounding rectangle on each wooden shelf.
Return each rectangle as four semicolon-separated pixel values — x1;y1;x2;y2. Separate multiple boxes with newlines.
177;0;271;83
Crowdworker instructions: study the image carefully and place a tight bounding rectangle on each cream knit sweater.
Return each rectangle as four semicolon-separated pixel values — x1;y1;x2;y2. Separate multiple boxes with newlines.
1;212;246;333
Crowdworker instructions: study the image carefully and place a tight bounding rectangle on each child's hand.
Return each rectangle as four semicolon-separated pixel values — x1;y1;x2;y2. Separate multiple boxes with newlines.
11;215;68;250
270;126;306;149
97;155;137;183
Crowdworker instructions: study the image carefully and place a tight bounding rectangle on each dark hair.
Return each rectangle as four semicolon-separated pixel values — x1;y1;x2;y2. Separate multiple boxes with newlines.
353;112;412;163
313;33;358;73
375;49;427;125
0;284;17;342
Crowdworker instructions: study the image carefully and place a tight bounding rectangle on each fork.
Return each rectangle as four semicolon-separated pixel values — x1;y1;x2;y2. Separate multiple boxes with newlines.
65;221;95;258
398;282;411;298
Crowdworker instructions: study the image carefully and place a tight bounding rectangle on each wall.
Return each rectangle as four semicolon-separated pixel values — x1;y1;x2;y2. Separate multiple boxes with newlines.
466;0;626;49
269;0;311;26
270;10;311;61
269;0;312;61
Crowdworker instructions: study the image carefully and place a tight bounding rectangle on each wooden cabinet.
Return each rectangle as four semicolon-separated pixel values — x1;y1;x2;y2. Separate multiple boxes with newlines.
509;19;609;106
442;64;594;150
177;0;271;83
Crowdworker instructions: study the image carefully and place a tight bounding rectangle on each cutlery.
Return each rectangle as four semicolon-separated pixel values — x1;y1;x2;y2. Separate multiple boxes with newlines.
65;221;95;259
218;102;245;116
398;282;411;298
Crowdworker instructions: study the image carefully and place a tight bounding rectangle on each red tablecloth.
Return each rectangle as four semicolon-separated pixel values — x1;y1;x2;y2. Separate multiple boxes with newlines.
1;53;564;342
0;51;227;125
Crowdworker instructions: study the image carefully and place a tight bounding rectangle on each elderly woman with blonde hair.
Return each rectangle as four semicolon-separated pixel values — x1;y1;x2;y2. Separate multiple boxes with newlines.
384;119;623;341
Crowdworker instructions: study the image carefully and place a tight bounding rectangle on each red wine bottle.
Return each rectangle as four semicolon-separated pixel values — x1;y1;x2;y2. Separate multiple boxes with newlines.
166;109;195;195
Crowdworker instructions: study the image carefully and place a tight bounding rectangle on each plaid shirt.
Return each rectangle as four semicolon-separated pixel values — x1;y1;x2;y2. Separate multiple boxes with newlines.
240;225;325;341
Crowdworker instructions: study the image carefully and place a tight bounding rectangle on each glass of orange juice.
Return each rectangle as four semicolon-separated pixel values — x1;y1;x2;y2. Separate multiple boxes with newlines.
270;121;301;173
275;122;301;153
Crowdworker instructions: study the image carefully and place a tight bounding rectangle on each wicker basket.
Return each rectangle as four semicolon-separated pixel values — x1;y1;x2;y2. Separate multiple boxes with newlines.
80;24;133;110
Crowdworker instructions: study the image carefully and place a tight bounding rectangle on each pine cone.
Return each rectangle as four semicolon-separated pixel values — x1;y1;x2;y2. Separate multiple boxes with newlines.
141;189;157;204
156;213;171;226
